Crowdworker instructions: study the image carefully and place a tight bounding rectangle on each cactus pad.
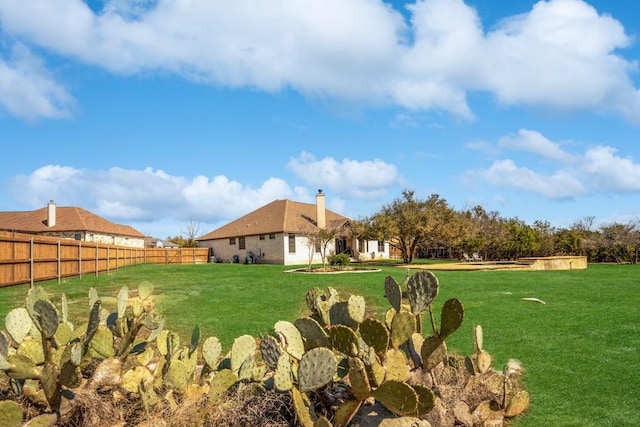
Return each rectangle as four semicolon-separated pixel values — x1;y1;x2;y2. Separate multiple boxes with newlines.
359;318;390;358
329;325;359;357
231;334;256;373
348;357;371;400
439;298;464;339
408;333;424;367
383;348;410;382
116;286;129;319
372;380;418;416
297;347;337;392
421;336;446;371
84;300;101;345
412;384;436;417
5;307;35;344
0;400;22;427
384;276;402;312
347;295;366;324
406;270;439;315
26;286;49;320
0;331;8;358
202;336;222;369
17;338;45;365
90;325;115;359
33;299;59;339
274;320;305;360
477;350;493;374
294;317;328;343
333;399;362;427
505;390;530;417
121;365;152;393
273;352;293;392
164;359;192;393
259;335;282;369
474;325;484;352
138;281;154;300
390;310;416;349
209;369;238;404
189;325;200;357
5;354;40;380
291;386;318;427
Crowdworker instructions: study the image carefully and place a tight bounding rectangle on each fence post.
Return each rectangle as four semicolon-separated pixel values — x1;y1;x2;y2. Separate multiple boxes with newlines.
30;237;34;288
107;245;110;275
57;240;61;284
79;242;82;279
95;244;99;277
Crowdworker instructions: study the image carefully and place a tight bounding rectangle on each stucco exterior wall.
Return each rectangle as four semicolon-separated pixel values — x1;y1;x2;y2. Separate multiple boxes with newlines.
199;233;339;265
199;233;287;264
40;231;144;248
352;239;389;261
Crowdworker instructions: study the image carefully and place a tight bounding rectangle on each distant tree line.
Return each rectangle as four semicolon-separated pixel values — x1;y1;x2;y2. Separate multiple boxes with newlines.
351;190;640;264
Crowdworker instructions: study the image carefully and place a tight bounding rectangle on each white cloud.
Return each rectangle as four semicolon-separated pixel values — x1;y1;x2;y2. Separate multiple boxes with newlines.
0;44;73;120
8;165;302;224
287;151;400;198
478;159;586;199
470;130;640;198
498;129;575;163
483;0;640;121
582;146;640;192
0;0;639;121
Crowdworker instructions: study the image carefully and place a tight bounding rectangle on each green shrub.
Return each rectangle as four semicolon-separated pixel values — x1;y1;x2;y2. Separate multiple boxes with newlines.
328;253;350;268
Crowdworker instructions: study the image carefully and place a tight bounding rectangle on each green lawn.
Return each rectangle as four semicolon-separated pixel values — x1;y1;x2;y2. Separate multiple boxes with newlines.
1;263;638;426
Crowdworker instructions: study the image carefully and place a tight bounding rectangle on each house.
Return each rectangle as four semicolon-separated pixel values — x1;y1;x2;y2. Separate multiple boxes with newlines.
197;190;389;265
0;201;145;248
145;237;180;248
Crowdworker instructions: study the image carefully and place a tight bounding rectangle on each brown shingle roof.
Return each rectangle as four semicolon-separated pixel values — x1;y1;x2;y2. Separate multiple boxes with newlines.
0;206;144;238
197;199;349;241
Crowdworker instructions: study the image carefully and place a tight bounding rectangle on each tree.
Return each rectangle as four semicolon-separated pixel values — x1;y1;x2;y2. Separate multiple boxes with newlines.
303;224;344;270
181;219;201;248
352;190;454;264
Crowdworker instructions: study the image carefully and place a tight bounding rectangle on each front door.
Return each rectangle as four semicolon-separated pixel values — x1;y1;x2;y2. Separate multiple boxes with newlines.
335;238;348;254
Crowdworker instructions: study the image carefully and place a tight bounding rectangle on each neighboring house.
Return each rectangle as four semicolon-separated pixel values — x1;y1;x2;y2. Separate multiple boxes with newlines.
145;237;180;248
197;190;389;265
0;201;145;248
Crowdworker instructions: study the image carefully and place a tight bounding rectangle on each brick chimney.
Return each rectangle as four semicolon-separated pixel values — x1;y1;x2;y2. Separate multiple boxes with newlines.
47;200;56;227
316;189;326;229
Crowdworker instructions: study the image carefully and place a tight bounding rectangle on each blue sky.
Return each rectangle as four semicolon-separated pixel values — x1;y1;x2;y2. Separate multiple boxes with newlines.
2;0;640;238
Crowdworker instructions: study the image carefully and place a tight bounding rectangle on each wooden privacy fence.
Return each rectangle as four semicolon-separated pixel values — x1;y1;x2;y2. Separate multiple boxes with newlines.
0;231;210;288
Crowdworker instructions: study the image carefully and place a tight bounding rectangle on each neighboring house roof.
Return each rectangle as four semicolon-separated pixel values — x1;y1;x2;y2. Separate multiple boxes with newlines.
0;206;144;238
197;199;349;241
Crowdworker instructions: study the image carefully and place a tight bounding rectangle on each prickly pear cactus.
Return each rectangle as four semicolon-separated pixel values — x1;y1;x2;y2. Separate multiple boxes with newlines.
372;380;418;416
439;298;464;339
202;336;222;369
406;270;439;315
297;347;337;392
274;321;304;360
0;400;23;427
5;308;34;344
359;318;389;358
390;310;416;349
384;276;402;313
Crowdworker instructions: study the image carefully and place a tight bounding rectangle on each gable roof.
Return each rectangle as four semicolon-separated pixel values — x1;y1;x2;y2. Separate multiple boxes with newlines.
197;199;349;241
0;206;144;238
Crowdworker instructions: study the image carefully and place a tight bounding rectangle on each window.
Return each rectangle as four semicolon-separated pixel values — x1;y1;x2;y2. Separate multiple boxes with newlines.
259;235;265;241
239;236;246;250
315;238;321;252
229;237;236;245
358;239;366;252
74;233;82;241
269;233;276;240
378;241;385;252
288;234;296;253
